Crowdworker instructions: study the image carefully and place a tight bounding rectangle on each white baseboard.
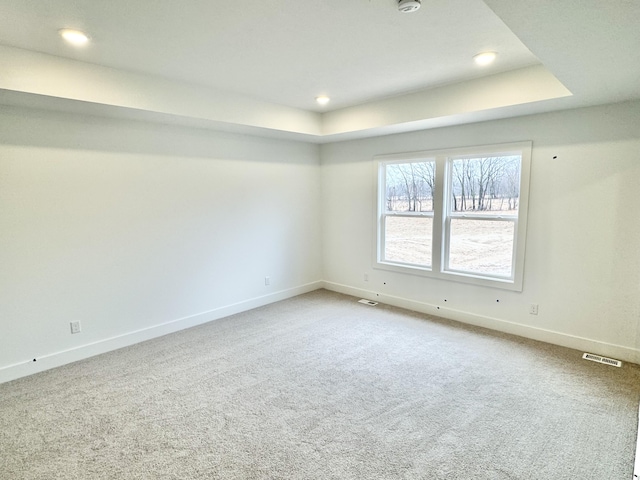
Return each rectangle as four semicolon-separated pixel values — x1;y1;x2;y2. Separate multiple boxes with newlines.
0;281;323;385
635;403;640;480
3;280;637;385
322;281;640;366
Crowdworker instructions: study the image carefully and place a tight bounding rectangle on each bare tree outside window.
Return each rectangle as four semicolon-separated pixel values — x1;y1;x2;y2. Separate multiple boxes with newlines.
450;156;520;214
385;161;435;213
383;161;435;267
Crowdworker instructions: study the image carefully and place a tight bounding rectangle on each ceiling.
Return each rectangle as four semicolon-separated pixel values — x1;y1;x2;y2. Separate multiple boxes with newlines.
0;0;638;142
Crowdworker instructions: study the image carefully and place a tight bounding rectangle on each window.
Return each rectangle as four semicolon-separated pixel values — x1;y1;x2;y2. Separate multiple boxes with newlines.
382;160;436;268
376;142;531;291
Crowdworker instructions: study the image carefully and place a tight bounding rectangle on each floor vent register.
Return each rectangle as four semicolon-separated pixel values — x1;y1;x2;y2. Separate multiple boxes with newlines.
582;352;622;367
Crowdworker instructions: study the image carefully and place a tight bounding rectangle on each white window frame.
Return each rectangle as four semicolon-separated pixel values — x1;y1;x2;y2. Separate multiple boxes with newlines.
374;142;532;292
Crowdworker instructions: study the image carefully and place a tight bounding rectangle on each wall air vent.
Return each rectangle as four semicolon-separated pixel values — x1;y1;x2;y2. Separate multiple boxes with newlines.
582;352;622;367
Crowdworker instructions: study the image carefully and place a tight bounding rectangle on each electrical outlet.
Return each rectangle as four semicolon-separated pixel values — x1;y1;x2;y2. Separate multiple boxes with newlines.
70;321;81;334
529;304;539;315
264;276;270;286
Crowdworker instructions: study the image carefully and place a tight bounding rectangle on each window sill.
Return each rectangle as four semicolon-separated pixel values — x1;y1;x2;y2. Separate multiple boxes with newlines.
374;261;522;292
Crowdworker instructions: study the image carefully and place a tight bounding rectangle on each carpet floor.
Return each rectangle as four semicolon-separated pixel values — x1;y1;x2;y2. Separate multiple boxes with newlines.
1;289;639;479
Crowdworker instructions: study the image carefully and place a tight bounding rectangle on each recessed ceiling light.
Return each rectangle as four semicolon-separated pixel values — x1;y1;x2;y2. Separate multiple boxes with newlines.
59;29;90;46
316;95;330;106
473;51;497;66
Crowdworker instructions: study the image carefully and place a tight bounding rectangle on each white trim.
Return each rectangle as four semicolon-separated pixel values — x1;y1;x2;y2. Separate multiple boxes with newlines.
0;281;323;385
322;280;640;365
448;213;517;220
635;402;640;480
385;212;434;218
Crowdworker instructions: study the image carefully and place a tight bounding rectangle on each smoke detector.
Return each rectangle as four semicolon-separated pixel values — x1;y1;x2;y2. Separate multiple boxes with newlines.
398;0;421;13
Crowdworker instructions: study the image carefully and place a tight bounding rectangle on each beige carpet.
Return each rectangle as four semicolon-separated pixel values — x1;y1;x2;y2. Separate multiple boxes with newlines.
1;289;639;479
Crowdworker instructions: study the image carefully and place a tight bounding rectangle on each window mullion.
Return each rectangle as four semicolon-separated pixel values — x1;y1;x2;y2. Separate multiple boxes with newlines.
378;164;387;263
431;156;446;274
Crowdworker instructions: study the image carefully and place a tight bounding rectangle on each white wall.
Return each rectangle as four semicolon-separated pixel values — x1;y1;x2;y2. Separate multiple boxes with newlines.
321;101;640;363
3;100;639;384
0;106;322;382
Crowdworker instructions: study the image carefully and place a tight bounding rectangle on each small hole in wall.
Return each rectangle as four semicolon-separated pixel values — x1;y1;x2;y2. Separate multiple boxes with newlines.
553;156;558;159
437;306;440;309
496;299;500;303
33;358;37;362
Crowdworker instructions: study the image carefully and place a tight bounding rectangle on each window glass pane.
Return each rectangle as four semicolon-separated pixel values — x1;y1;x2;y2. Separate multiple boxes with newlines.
447;219;514;277
384;216;432;267
385;161;435;213
450;155;521;215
